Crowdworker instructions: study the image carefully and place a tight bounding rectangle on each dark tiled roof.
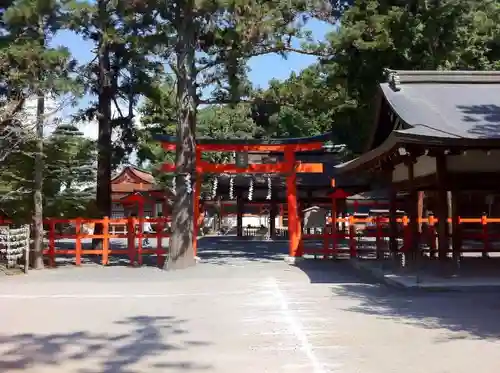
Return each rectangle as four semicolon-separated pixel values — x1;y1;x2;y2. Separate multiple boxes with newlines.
382;69;500;140
337;69;500;172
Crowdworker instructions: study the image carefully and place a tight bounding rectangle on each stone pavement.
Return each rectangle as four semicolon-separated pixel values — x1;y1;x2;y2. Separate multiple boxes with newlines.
0;237;499;372
350;257;500;290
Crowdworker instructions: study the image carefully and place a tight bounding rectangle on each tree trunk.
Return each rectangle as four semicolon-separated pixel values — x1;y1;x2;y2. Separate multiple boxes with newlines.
32;94;45;269
164;11;197;270
93;0;113;248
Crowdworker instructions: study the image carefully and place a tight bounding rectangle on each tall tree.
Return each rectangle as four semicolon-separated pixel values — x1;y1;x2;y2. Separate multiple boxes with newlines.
67;0;162;245
147;0;334;269
3;0;78;268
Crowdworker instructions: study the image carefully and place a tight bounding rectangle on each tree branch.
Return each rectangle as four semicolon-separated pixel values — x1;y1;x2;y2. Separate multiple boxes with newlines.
198;46;326;72
198;97;294;108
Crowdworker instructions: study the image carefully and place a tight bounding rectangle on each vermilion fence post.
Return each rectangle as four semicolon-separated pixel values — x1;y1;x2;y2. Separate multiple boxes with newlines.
75;218;82;266
428;215;437;258
137;217;143;266
348;216;356;258
481;215;489;258
375;216;382;259
127;216;135;265
102;216;109;265
322;225;330;259
402;215;410;255
156;218;164;267
49;219;56;267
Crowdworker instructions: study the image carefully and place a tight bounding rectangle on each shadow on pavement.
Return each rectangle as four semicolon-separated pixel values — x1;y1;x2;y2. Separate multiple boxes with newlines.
330;277;500;341
286;252;500;342
196;236;288;265
294;259;371;284
0;315;212;373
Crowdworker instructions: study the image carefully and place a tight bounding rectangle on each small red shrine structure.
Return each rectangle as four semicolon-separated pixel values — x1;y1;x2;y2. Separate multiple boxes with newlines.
111;165;169;218
154;134;331;259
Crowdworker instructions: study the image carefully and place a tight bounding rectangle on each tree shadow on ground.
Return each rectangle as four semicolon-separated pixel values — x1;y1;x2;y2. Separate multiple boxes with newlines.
294;258;500;341
335;275;500;341
0;315;212;373
196;236;288;265
294;258;376;284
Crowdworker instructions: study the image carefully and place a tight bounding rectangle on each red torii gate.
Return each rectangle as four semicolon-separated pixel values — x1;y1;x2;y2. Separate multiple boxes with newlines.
154;133;331;259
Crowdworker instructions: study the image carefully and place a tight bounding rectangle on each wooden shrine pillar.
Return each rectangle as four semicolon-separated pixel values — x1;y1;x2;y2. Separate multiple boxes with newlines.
270;200;277;238
406;159;419;263
417;192;425;235
236;192;243;237
450;191;461;269
193;176;201;256
331;195;337;229
193;149;202;256
388;185;399;258
285;149;301;257
331;193;338;253
436;154;449;262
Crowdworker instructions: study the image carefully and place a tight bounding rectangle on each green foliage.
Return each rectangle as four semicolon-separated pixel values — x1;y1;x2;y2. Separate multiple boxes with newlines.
327;0;500;152
44;123;96;217
0;123;96;219
67;0;163;167
136;82;265;187
256;65;349;140
252;0;500;154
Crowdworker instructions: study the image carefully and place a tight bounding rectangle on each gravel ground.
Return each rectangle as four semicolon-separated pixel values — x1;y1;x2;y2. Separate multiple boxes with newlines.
0;237;499;372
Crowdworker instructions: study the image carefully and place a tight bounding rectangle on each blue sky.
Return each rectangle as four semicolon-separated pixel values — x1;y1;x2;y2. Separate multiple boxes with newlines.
52;19;333;91
50;18;333;137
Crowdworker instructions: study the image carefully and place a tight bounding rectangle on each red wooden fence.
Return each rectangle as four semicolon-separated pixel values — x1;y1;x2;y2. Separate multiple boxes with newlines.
302;215;500;259
3;213;500;265
39;216;171;267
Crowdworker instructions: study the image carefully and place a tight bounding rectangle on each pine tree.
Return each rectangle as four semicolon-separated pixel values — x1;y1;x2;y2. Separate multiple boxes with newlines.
2;0;78;268
66;0;162;247
143;0;335;269
44;123;96;217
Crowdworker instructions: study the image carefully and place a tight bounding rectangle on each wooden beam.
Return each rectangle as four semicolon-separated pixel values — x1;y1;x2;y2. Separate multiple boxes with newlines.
197;161;290;174
162;142;324;152
295;162;323;173
164;161;323;174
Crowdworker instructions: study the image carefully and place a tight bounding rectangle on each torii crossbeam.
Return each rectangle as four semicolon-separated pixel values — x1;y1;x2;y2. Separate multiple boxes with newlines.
154;133;332;260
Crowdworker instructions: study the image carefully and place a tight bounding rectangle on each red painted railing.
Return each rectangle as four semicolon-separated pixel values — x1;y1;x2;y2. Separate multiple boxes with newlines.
40;216;171;267
4;213;500;265
302;215;500;259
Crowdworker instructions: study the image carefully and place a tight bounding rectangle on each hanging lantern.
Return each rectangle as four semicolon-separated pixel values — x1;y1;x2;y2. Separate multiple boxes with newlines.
248;178;253;201
212;176;218;199
229;176;235;200
185;173;192;194
266;176;272;200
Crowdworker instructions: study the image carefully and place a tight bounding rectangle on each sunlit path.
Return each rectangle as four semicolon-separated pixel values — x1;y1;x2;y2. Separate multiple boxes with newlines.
0;237;499;372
